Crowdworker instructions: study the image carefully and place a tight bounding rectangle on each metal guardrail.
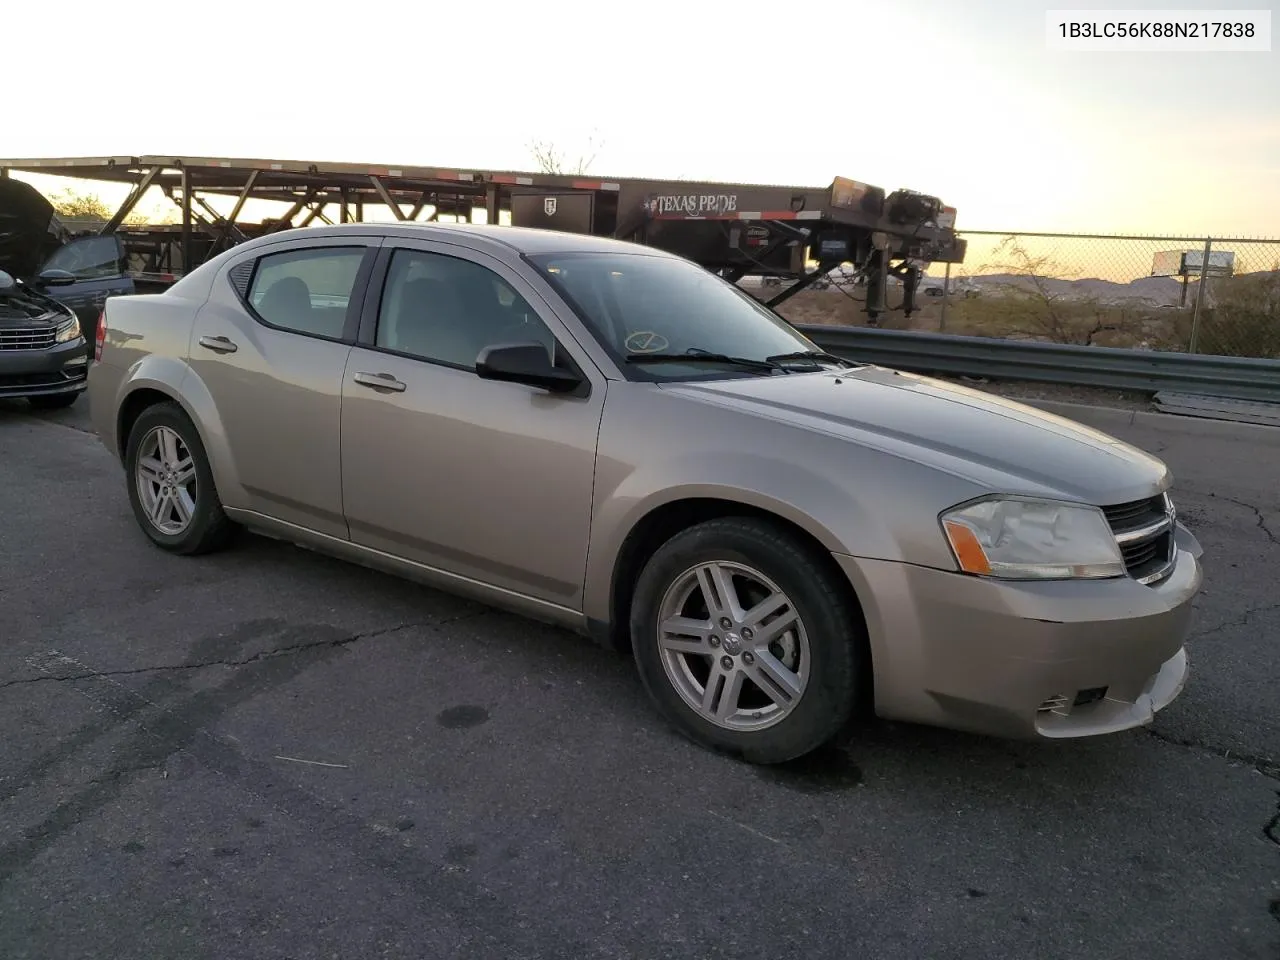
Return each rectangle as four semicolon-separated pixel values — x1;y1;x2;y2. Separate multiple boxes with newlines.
797;325;1280;403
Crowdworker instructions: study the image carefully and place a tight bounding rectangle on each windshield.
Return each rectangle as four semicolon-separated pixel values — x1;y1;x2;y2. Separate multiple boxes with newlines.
42;236;124;280
527;251;822;380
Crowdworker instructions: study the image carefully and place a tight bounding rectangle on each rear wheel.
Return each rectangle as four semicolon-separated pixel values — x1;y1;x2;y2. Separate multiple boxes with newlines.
27;392;80;410
124;402;235;555
630;517;866;764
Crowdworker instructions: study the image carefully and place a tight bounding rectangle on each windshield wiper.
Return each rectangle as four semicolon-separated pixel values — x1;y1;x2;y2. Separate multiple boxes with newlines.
625;348;782;374
765;349;855;368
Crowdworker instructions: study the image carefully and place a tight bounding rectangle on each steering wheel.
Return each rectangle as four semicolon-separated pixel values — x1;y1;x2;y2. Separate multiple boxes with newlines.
624;330;669;354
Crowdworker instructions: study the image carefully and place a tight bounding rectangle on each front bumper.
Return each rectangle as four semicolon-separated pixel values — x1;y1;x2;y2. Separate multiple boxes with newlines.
0;338;89;399
835;523;1203;740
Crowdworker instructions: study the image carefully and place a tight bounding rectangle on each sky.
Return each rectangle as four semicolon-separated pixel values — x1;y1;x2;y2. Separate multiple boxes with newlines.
3;0;1277;237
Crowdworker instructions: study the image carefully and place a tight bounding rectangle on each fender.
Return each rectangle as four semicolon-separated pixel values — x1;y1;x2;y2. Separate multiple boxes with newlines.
581;448;901;625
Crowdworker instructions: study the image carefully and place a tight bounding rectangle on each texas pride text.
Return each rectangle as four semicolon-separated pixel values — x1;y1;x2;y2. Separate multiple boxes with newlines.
644;194;740;216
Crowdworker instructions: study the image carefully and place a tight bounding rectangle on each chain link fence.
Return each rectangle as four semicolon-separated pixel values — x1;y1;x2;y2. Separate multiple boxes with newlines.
925;231;1280;359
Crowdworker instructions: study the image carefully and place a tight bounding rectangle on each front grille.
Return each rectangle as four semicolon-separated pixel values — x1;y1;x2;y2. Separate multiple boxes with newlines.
1101;495;1165;531
1101;494;1175;585
0;326;57;351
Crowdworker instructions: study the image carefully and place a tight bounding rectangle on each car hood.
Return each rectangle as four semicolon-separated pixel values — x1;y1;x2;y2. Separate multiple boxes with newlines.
659;364;1170;504
0;178;64;280
0;285;71;325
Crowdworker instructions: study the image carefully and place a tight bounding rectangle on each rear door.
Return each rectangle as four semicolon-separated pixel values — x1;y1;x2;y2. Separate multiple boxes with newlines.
187;236;379;539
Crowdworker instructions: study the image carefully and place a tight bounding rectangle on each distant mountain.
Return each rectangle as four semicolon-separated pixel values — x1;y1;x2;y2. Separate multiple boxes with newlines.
964;270;1279;307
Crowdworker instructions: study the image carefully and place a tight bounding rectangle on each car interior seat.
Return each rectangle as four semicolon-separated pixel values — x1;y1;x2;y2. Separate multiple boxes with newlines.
390;277;479;367
257;276;314;332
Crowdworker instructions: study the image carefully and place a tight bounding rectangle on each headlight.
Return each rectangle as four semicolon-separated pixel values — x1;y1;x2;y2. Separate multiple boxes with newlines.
55;315;82;343
940;496;1125;580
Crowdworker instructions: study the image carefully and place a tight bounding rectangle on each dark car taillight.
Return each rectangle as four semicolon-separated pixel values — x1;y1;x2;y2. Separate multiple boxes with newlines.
93;309;106;362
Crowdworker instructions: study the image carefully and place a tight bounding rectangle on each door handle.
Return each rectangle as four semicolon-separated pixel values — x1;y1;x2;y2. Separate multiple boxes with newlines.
198;335;238;354
352;371;407;393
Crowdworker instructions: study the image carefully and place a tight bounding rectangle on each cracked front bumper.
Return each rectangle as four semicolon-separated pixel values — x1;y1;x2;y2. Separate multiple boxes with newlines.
835;523;1204;740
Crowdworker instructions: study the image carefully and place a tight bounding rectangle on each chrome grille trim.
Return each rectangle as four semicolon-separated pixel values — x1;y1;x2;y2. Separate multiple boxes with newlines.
1101;492;1177;586
1136;562;1175;586
1114;515;1173;544
0;327;58;351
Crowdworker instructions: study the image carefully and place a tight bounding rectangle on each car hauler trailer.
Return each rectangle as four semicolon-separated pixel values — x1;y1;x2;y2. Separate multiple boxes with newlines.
508;174;964;322
0;155;966;339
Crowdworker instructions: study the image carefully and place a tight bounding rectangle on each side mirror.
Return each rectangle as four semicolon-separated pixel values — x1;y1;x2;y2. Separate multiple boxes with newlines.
0;270;15;292
37;268;77;287
476;342;585;394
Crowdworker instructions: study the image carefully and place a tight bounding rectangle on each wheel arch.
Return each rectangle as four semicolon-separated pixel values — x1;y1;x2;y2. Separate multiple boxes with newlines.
114;363;242;507
597;495;875;713
116;385;186;460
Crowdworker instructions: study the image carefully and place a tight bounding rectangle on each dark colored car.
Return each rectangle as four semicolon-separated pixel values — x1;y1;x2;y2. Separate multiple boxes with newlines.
1;177;144;339
0;177;126;407
0;268;87;408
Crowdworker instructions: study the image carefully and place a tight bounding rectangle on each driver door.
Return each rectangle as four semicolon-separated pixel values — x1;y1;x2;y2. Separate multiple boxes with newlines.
340;240;608;610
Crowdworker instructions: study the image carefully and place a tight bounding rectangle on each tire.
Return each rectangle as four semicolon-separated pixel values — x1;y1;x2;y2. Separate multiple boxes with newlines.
124;401;236;555
630;517;867;765
27;392;80;410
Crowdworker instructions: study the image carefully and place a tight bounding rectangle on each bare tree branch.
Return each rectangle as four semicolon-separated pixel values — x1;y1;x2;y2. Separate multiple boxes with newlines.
527;131;604;175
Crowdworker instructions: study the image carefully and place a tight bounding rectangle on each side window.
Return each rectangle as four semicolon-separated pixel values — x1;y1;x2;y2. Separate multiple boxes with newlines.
42;236;124;280
376;248;558;369
245;246;366;340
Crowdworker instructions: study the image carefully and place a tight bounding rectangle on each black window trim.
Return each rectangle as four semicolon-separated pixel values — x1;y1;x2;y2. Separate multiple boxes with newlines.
232;242;379;345
355;242;590;386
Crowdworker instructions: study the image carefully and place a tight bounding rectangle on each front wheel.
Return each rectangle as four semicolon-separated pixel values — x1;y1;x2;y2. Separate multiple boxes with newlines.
630;517;867;764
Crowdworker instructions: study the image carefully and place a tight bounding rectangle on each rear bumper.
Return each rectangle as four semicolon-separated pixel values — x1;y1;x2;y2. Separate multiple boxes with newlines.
835;523;1203;740
0;339;89;399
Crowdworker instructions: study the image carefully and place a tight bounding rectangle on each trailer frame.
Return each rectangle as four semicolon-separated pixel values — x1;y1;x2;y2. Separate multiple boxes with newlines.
0;154;966;323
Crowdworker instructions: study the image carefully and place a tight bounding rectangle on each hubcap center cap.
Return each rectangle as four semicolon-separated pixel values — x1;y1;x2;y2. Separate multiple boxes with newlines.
721;632;743;656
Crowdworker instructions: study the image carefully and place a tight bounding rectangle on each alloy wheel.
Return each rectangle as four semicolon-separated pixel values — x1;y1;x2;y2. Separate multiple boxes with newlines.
134;425;198;536
656;560;810;731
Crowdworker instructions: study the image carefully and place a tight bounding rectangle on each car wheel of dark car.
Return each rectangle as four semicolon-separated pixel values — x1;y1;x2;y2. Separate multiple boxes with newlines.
27;393;80;410
629;517;867;764
124;401;236;556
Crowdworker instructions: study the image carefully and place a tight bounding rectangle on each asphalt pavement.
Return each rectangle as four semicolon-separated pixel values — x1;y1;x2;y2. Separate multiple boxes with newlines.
2;394;1277;960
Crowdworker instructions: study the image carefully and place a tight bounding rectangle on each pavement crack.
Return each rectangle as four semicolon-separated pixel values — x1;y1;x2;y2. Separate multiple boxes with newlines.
0;617;480;692
86;761;166;786
1266;793;1280;929
1265;793;1279;847
1219;495;1280;547
1150;730;1280;930
1146;727;1280;781
1190;601;1280;640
